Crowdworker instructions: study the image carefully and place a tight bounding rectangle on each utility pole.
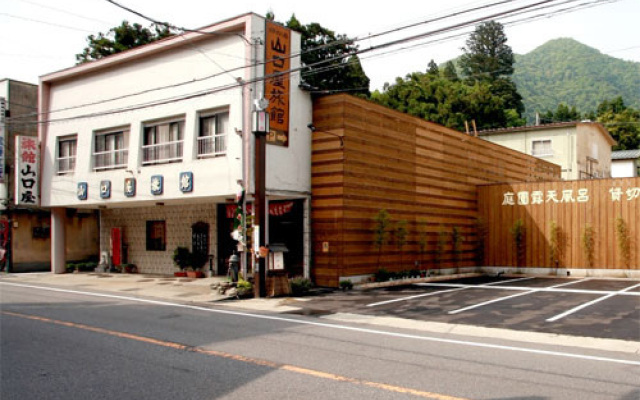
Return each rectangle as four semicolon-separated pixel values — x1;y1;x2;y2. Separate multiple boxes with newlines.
252;106;269;297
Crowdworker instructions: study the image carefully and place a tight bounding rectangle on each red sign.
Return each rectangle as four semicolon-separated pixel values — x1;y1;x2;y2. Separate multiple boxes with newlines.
226;201;294;218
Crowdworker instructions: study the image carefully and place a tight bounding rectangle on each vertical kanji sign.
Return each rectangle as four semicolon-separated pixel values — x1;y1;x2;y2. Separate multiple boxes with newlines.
15;135;39;206
265;21;291;147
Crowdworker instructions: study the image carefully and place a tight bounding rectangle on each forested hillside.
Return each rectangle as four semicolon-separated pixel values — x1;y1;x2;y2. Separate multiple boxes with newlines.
513;38;640;122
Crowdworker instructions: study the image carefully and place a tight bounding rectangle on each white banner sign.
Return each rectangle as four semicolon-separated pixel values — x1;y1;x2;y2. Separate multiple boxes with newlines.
0;97;5;184
15;135;39;206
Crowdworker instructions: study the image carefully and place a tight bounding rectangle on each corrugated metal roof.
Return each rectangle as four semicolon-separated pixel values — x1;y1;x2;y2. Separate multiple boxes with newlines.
611;149;640;160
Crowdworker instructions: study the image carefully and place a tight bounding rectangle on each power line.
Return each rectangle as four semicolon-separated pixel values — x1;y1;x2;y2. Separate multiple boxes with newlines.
12;0;620;126
14;0;113;25
0;12;96;33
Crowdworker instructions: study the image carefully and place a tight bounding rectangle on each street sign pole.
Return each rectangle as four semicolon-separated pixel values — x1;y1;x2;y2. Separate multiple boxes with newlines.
252;109;269;297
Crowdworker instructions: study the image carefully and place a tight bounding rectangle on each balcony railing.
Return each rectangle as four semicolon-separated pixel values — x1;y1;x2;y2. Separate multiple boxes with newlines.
93;148;128;171
197;134;226;158
142;140;183;165
57;156;76;174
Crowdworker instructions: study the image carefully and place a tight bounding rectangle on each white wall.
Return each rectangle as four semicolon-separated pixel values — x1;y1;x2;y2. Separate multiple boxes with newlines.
40;14;312;209
611;160;638;178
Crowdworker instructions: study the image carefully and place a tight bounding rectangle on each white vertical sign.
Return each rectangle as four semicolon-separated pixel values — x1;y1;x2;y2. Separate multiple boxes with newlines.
15;135;39;206
0;97;5;184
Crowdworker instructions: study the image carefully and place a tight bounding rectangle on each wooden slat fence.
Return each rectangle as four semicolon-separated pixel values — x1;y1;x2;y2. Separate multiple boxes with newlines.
478;178;639;269
311;95;562;286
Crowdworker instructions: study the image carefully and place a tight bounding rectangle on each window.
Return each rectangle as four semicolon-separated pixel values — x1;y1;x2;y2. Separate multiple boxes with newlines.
146;220;166;251
532;140;553;157
198;111;228;158
57;136;77;174
142;118;184;165
93;129;128;171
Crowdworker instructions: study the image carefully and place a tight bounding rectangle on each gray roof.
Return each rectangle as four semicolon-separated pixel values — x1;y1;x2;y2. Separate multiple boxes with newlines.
611;149;640;160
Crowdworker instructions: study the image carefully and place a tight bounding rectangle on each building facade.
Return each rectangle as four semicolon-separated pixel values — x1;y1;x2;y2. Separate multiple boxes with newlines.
611;149;640;178
478;122;616;180
39;14;312;277
1;79;98;271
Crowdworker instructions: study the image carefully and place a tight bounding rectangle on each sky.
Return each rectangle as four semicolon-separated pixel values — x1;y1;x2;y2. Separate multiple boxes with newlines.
1;0;639;91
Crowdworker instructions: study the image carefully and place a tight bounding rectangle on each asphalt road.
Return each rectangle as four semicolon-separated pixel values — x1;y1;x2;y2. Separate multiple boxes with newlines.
1;284;639;400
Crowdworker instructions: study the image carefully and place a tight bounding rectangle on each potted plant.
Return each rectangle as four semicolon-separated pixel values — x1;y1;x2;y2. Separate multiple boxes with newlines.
172;246;190;277
236;278;253;298
186;267;205;279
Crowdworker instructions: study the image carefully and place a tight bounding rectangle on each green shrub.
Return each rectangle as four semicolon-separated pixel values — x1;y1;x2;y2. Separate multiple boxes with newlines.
374;268;392;282
290;277;312;296
339;280;353;290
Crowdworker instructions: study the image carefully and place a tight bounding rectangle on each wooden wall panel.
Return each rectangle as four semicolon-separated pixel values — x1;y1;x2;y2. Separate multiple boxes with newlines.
478;178;640;270
311;95;561;286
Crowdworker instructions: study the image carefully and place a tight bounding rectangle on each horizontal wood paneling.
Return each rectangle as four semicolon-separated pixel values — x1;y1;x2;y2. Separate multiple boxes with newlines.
312;95;561;287
478;178;640;270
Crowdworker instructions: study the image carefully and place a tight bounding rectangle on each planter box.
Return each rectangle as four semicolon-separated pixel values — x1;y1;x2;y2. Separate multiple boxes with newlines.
174;271;188;277
186;271;205;278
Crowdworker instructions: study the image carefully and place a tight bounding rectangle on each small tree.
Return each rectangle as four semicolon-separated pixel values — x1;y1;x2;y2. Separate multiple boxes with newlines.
474;218;487;269
451;227;464;274
581;224;596;268
373;209;391;268
510;219;526;268
549;221;561;272
172;246;191;271
615;218;630;268
394;220;409;268
435;225;447;270
417;218;429;270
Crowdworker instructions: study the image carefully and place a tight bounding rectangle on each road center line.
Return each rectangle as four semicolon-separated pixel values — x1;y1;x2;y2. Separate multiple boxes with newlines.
1;310;466;400
2;281;639;367
448;278;591;315
366;277;536;307
546;282;640;322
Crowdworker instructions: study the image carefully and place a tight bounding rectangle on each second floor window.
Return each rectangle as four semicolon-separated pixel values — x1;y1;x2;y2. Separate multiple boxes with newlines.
198;111;228;158
532;140;553;157
57;136;77;174
94;129;128;171
143;119;184;165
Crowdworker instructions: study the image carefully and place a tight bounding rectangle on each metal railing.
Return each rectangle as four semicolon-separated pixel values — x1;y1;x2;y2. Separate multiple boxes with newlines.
93;148;128;171
142;140;183;165
57;156;76;174
197;134;226;158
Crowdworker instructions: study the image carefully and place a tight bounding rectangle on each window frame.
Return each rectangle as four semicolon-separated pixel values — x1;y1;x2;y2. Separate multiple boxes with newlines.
197;110;229;158
93;127;129;171
531;139;553;157
57;135;77;175
142;117;185;165
146;220;166;251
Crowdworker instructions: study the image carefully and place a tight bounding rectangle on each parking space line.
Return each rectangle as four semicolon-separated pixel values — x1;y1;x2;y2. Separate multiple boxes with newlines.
366;277;535;308
546;282;640;322
416;282;640;296
447;278;592;315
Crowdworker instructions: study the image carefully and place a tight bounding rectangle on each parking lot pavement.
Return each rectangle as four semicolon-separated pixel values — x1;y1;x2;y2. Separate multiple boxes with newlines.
289;276;640;342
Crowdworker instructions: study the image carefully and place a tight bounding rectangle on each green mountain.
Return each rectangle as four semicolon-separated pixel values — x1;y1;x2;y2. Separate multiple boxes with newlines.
512;38;640;122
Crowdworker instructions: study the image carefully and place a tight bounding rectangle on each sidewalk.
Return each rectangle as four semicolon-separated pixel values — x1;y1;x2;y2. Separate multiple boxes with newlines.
0;272;303;313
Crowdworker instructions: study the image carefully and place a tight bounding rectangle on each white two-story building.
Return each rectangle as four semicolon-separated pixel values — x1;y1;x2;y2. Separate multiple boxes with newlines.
40;14;312;277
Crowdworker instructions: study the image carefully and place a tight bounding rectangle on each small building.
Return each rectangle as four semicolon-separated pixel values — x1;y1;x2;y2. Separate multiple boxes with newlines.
1;79;98;271
39;14;312;277
478;121;616;180
611;149;640;178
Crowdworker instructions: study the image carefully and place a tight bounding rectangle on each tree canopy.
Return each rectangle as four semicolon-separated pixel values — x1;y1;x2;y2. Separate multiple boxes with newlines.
76;21;172;64
283;14;370;96
594;97;640;150
371;20;525;131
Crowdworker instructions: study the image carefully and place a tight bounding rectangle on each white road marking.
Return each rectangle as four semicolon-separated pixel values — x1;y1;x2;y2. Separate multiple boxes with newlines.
448;278;592;314
546;282;640;322
2;281;639;366
366;277;536;307
416;282;640;296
